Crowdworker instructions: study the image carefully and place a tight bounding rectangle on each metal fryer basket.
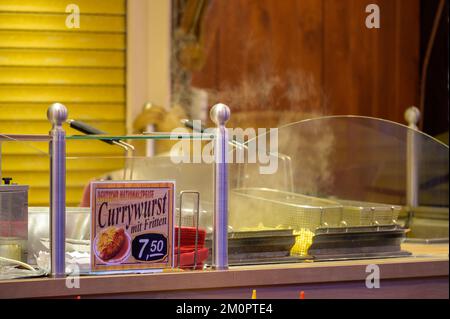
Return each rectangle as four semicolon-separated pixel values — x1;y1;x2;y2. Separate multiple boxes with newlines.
229;188;344;232
333;199;401;226
229;188;403;257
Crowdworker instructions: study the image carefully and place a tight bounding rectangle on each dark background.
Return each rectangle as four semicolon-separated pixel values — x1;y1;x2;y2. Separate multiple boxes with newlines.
421;0;449;137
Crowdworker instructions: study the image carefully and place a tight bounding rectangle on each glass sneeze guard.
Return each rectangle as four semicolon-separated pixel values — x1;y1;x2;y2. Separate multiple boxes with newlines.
1;102;231;279
1;105;448;279
227;115;448;264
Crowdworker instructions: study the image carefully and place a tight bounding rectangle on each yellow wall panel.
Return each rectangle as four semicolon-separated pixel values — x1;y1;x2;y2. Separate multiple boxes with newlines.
0;140;48;155
2;155;124;172
28;187;85;207
0;103;125;120
2;141;126;155
3;170;120;188
0;67;125;85
0;85;125;103
0;31;125;49
0;0;125;15
0;120;125;135
0;13;125;32
0;49;125;67
66;142;128;155
0;1;127;206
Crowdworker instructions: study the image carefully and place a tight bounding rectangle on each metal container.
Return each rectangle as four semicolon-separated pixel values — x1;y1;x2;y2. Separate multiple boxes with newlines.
0;237;23;261
28;206;90;264
0;184;28;262
308;224;411;260
205;228;299;265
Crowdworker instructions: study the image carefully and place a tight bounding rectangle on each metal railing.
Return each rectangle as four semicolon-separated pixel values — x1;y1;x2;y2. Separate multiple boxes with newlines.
4;102;231;276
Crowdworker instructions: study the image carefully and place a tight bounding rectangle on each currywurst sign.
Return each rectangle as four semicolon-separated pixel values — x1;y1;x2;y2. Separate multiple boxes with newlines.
90;181;175;272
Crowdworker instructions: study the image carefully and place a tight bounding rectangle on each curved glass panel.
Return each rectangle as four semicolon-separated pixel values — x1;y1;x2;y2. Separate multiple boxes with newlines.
236;116;448;207
228;116;448;262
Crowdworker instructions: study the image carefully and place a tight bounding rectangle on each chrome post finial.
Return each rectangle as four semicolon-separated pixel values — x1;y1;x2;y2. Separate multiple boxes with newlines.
47;103;68;127
404;106;420;130
210;103;230;126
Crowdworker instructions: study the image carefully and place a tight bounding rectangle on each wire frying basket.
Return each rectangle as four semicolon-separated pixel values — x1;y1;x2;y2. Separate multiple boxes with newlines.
229;188;402;257
229;188;343;231
334;199;401;226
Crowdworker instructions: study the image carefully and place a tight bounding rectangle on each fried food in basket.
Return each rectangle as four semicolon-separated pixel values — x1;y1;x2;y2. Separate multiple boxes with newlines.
97;227;126;261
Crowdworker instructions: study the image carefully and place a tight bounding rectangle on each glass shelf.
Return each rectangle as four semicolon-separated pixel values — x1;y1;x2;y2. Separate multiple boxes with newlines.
66;133;215;141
